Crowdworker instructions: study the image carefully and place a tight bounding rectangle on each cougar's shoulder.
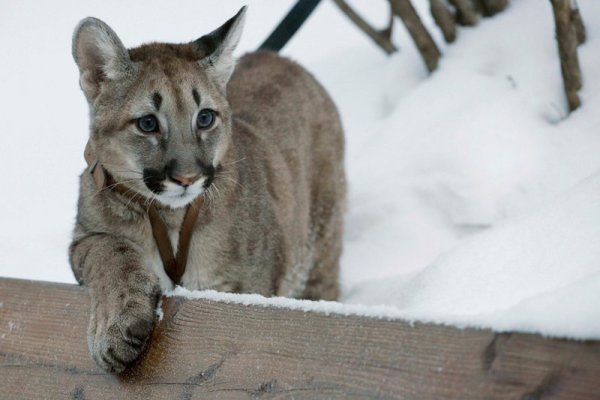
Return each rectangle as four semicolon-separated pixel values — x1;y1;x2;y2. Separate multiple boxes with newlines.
228;50;336;118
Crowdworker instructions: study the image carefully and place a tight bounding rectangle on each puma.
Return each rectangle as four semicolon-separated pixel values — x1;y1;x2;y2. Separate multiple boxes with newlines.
69;7;345;372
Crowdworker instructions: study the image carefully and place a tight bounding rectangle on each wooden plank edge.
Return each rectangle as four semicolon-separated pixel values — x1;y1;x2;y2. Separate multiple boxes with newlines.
1;277;600;399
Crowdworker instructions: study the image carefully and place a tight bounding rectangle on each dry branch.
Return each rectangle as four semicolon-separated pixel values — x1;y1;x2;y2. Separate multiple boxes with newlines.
381;2;396;42
571;3;586;44
550;0;583;111
449;0;478;26
430;0;457;42
333;0;398;55
390;0;441;72
479;0;508;16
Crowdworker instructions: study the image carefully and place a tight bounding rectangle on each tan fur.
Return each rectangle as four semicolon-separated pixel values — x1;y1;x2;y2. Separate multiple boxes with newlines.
69;10;345;372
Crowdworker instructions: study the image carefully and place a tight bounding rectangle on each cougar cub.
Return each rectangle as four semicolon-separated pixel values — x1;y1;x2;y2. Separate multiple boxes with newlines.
69;7;345;372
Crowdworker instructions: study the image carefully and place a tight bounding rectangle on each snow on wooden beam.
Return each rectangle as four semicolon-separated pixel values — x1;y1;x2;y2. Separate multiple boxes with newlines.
1;277;599;399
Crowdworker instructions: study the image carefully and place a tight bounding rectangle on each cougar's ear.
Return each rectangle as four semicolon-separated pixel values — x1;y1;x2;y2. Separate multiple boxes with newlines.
72;17;134;101
195;6;247;89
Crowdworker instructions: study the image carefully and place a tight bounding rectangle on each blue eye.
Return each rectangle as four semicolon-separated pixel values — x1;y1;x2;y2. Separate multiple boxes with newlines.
196;109;215;129
136;115;159;133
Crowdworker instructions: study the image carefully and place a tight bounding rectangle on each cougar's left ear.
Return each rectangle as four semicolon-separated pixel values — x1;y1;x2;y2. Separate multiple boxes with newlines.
195;6;247;89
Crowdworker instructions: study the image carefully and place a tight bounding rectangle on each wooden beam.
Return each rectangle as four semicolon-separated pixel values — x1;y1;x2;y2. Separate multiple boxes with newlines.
1;277;600;398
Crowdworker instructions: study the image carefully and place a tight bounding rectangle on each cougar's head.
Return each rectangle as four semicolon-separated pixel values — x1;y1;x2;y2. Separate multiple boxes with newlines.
72;7;246;208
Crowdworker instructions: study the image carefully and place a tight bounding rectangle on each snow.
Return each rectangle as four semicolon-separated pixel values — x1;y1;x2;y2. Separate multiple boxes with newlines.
169;171;600;340
168;286;425;325
344;173;600;339
2;0;600;339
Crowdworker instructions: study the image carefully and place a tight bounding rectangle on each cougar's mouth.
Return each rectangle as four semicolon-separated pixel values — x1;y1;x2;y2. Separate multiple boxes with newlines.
141;159;216;208
156;181;205;208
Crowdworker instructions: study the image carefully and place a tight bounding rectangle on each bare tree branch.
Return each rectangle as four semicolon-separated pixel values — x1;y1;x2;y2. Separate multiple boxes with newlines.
381;2;395;41
550;0;583;112
449;0;478;26
479;0;508;16
333;0;398;55
389;0;441;72
571;1;586;44
430;0;457;43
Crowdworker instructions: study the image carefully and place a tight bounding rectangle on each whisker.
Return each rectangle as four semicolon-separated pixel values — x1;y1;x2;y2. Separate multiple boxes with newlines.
223;157;246;166
119;184;150;210
211;183;222;201
98;162;144;176
220;175;245;190
90;177;146;199
106;170;144;176
146;192;159;210
204;186;216;212
96;179;145;195
213;168;244;191
204;187;212;211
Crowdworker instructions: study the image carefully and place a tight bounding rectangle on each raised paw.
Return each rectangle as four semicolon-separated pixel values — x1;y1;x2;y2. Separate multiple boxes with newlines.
88;283;161;373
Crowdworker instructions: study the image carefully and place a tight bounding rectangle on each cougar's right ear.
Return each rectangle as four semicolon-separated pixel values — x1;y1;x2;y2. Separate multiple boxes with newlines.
72;17;134;101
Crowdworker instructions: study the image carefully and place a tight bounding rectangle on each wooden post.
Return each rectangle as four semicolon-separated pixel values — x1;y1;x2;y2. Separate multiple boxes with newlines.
1;277;600;398
430;0;457;43
390;0;442;72
550;0;583;112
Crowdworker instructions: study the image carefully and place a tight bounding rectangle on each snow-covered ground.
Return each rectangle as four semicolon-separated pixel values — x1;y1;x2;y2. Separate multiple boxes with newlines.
1;1;599;339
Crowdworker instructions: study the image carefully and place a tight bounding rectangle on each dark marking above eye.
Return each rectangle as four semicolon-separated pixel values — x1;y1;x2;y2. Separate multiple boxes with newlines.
152;92;162;110
192;89;201;106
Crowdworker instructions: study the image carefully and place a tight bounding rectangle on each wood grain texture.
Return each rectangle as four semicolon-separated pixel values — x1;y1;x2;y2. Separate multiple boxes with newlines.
1;277;600;399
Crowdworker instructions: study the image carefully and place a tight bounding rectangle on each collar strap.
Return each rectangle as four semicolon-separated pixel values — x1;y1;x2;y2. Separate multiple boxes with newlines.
84;141;203;285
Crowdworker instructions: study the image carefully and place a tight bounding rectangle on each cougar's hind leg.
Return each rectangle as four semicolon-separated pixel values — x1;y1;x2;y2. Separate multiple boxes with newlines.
303;215;342;300
303;190;344;301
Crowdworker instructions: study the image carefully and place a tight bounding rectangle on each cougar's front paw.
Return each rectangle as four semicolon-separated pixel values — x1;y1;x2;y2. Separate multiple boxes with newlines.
88;282;161;373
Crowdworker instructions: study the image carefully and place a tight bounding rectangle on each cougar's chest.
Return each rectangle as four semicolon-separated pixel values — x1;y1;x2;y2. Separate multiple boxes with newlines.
141;208;182;292
141;205;229;292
